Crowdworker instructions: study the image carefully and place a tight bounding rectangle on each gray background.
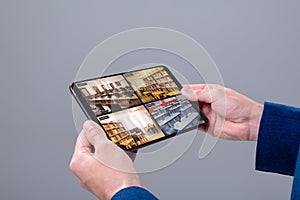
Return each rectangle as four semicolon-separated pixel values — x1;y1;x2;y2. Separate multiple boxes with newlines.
1;0;299;199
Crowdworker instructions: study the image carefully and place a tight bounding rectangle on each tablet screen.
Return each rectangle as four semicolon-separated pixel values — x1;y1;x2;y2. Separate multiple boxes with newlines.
72;66;207;150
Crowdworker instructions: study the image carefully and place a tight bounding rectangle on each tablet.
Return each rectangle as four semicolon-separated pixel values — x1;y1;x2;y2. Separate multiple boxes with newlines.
70;65;208;151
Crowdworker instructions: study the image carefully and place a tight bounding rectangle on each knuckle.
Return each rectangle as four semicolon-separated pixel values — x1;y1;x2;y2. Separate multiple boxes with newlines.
69;157;82;173
69;159;77;172
87;128;106;143
80;181;88;189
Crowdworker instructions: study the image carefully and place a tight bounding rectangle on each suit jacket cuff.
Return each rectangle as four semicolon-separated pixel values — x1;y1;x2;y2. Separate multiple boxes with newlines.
111;186;158;200
256;102;300;175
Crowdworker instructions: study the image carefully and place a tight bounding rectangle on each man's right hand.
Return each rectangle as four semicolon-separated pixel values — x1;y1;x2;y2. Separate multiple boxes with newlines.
69;121;143;200
181;84;263;141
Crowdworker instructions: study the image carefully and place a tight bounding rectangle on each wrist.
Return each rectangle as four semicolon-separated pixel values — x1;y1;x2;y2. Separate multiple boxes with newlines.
102;174;144;200
248;102;264;141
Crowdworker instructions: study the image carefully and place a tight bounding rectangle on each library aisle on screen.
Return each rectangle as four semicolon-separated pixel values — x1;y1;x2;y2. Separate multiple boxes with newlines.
146;95;202;135
124;67;181;103
99;106;165;149
76;75;141;116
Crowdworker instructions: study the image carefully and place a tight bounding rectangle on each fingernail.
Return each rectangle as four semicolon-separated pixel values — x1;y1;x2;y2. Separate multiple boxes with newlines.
83;120;96;132
181;85;190;90
181;87;192;94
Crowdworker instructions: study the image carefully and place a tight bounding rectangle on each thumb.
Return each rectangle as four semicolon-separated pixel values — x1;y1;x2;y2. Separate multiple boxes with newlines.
83;120;108;147
181;84;214;103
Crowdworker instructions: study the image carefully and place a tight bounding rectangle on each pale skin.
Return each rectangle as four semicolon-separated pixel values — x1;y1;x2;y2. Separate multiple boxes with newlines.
69;84;264;199
181;84;264;141
69;121;144;200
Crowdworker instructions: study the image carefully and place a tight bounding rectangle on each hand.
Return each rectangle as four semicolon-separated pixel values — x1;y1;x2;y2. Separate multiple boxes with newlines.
181;84;263;141
70;120;144;200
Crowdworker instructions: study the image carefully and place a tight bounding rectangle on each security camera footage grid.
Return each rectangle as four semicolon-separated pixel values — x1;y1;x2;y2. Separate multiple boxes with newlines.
75;66;205;150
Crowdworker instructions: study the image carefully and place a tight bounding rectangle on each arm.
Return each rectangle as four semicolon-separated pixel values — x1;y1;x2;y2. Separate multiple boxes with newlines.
256;102;300;175
112;186;158;200
182;84;300;175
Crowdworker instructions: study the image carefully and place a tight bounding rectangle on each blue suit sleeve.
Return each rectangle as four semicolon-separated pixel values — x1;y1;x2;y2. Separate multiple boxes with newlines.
111;186;158;200
256;102;300;175
291;147;300;199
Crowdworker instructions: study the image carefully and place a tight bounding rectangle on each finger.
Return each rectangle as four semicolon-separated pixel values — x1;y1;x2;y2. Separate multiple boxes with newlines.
181;84;213;103
182;84;206;90
183;84;221;91
74;129;93;155
83;120;108;147
70;130;92;175
182;84;223;103
80;181;88;190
